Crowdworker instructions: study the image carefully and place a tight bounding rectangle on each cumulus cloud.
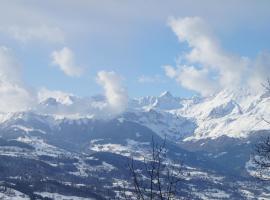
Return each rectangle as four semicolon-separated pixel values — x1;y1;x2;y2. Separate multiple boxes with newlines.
168;17;248;87
51;47;83;77
7;25;65;44
0;46;35;112
166;16;268;96
97;71;128;115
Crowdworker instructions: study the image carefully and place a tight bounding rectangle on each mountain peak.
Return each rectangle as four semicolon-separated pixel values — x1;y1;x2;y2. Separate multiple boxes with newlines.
159;91;173;98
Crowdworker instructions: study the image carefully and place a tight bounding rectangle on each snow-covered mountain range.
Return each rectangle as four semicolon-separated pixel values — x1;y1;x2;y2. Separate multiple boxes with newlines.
129;88;270;141
2;87;269;142
0;87;270;199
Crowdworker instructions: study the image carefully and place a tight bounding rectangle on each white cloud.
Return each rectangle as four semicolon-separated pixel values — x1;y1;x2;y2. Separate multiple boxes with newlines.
0;81;34;113
163;65;178;79
0;46;35;112
36;86;127;119
179;66;216;96
168;17;248;88
38;88;74;105
169;65;218;96
248;52;270;90
36;88;93;117
51;47;83;77
166;16;269;96
7;25;65;44
35;71;128;119
97;71;128;115
0;47;21;82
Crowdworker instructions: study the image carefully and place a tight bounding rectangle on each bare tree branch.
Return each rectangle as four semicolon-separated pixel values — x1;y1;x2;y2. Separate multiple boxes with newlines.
125;136;184;199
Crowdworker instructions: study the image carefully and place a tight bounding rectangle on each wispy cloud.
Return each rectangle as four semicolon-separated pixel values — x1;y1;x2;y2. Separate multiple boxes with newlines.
138;74;164;83
7;25;65;44
51;47;83;77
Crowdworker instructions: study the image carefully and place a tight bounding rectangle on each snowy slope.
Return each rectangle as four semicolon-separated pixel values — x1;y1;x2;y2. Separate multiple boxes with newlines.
0;88;270;199
129;91;183;111
177;88;270;140
0;87;270;141
125;87;270;141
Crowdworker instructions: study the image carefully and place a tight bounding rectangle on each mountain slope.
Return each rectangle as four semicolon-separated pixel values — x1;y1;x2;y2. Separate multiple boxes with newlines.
0;88;270;199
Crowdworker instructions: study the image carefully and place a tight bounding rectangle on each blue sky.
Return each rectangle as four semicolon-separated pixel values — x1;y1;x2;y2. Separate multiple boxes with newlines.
0;0;269;100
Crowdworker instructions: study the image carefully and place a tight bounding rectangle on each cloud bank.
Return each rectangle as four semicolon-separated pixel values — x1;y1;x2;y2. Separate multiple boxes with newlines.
35;71;128;119
52;47;83;77
0;46;35;112
165;17;270;96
